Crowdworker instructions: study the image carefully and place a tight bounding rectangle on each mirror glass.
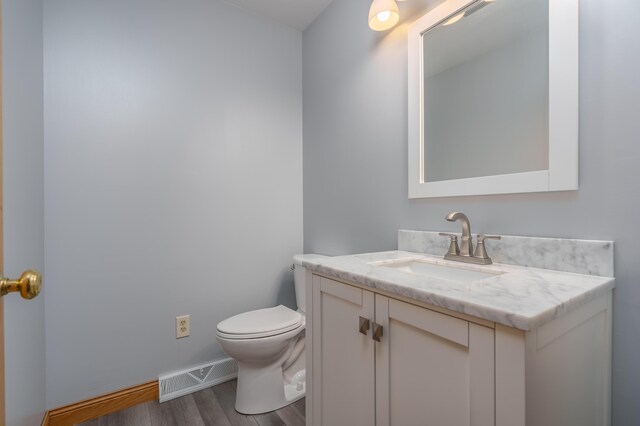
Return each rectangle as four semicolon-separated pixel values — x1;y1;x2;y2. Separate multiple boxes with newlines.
422;0;549;183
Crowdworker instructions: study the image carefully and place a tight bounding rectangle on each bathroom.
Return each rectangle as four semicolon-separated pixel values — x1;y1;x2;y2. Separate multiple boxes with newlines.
1;0;638;425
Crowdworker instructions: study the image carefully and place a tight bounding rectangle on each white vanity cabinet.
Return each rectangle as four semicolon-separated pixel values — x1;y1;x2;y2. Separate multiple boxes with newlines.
306;273;612;426
308;276;494;426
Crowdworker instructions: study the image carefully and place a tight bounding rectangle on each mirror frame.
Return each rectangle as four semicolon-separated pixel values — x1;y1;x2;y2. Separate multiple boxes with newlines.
408;0;578;198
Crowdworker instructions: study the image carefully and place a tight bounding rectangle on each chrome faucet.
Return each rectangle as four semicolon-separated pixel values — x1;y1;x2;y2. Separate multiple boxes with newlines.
446;212;473;256
439;211;501;265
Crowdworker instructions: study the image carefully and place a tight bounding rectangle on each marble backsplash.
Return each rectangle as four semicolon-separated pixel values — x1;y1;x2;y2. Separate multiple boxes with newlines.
398;230;614;278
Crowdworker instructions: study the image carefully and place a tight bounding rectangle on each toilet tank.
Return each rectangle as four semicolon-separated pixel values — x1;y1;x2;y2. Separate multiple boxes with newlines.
292;254;327;314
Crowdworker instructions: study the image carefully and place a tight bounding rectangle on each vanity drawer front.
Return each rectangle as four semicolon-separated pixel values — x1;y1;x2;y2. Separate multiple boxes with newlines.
388;298;469;347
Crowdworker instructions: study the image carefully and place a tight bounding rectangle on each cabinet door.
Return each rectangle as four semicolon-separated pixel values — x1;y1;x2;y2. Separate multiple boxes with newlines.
375;296;495;426
312;277;375;426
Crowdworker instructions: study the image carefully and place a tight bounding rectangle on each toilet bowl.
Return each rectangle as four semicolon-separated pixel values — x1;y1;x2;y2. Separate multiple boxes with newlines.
216;254;326;415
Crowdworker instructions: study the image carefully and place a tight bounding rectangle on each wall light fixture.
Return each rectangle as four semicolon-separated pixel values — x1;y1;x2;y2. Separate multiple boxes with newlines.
368;0;401;31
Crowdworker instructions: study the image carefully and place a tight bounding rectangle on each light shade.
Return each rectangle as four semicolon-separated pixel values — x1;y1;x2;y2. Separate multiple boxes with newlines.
368;0;400;31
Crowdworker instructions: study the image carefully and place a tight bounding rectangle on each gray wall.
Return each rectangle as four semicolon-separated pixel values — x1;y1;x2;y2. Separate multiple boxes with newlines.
43;0;302;408
2;0;46;424
303;0;640;424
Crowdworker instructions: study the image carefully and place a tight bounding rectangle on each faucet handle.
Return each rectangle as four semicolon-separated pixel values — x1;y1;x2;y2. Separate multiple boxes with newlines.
439;232;460;256
474;235;501;260
477;234;501;241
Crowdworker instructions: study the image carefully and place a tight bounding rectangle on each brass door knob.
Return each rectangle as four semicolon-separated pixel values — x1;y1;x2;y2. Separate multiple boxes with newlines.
0;270;42;300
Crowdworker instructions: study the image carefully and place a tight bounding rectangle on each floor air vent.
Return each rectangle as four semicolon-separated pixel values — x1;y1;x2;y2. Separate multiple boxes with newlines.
159;357;238;402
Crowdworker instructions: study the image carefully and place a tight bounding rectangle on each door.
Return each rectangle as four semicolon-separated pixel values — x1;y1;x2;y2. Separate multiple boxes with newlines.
0;3;45;424
375;296;495;426
311;277;375;426
1;7;5;420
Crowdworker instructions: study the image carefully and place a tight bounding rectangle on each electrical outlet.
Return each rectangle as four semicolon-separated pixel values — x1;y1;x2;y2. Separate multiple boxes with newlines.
176;315;190;339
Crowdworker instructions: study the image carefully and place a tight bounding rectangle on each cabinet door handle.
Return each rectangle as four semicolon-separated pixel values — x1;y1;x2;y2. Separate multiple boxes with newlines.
359;316;370;335
372;322;383;342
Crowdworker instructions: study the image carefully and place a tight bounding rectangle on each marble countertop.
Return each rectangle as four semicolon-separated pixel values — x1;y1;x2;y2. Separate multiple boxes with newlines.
302;250;615;331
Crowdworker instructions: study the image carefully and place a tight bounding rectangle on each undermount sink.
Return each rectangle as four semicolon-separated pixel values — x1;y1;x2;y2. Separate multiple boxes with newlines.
374;258;502;284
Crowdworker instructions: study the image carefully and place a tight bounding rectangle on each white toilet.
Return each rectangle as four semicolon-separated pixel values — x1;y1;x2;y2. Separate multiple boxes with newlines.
216;254;326;415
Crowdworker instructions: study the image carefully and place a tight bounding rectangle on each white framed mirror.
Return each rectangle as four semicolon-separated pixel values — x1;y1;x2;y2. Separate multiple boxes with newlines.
408;0;578;198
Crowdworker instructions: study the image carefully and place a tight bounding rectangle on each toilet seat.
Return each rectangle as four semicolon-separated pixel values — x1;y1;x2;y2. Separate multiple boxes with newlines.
216;305;303;340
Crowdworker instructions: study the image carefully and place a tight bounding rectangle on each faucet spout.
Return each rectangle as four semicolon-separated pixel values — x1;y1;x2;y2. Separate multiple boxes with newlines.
446;212;473;256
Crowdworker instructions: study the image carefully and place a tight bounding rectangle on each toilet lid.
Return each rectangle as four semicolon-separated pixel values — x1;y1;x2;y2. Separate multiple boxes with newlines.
217;305;303;338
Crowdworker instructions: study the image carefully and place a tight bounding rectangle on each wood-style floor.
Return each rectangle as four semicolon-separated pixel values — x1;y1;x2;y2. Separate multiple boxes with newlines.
77;380;305;426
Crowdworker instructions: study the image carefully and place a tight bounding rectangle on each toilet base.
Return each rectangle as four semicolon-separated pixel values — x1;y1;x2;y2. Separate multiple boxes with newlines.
216;309;307;415
234;360;305;415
